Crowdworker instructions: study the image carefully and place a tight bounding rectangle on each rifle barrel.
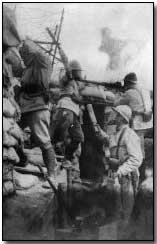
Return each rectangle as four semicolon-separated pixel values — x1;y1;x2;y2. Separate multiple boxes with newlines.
79;79;123;89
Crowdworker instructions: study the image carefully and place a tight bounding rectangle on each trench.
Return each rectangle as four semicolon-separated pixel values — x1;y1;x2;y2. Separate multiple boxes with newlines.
3;136;153;240
3;175;153;241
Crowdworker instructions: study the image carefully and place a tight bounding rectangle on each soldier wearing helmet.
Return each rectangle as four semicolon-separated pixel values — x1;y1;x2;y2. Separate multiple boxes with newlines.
108;105;143;231
50;59;84;181
114;72;152;162
93;104;143;227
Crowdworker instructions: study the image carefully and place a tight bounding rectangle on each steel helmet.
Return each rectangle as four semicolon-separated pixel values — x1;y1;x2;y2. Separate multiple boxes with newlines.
69;60;82;71
124;72;137;85
112;105;132;123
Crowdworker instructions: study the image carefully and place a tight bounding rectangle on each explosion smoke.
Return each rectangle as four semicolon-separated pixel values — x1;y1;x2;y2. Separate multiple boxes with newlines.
99;26;153;90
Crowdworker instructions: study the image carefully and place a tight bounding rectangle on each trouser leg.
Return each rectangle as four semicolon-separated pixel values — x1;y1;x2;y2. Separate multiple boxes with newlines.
42;147;56;177
135;130;145;159
66;114;84;160
117;176;135;239
29;110;56;176
65;140;80;160
135;130;145;181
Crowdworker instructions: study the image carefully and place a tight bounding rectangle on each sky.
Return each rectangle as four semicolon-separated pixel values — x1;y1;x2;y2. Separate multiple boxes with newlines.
4;2;153;90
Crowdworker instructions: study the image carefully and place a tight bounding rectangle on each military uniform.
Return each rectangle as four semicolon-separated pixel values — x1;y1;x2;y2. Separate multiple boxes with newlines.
51;86;84;159
51;62;84;162
114;73;152;158
19;40;56;182
110;123;143;221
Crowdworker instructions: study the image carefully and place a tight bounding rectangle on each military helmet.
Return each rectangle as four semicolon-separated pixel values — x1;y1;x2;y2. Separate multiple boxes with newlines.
69;60;82;71
113;105;132;123
124;72;137;85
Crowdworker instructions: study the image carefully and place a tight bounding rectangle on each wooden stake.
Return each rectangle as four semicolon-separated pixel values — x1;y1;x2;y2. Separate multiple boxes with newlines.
50;8;64;70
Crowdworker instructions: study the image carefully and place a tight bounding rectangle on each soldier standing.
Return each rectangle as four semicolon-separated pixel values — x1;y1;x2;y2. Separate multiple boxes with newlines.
114;72;152;159
51;60;84;181
108;105;143;225
19;39;57;188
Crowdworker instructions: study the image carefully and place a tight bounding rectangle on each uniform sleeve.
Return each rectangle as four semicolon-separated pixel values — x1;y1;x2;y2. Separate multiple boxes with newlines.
114;92;130;106
118;131;143;175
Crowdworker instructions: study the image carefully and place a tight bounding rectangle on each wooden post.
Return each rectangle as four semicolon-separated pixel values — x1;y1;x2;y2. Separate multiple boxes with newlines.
35;42;61;62
48;24;58;55
51;8;64;71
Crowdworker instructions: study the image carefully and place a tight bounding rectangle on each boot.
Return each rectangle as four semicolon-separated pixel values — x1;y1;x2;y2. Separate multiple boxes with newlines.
42;147;58;189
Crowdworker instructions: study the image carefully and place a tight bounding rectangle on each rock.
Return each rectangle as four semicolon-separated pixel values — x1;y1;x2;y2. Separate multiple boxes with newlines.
14;170;39;190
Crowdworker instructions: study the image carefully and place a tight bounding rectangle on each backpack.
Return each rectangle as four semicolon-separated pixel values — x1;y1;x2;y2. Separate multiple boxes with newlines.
20;39;51;98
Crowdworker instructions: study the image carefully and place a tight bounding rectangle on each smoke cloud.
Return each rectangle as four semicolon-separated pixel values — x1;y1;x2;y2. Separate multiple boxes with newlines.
4;3;153;90
99;26;153;89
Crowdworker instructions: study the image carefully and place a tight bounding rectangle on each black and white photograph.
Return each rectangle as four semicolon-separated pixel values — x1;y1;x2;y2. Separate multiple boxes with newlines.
2;2;154;241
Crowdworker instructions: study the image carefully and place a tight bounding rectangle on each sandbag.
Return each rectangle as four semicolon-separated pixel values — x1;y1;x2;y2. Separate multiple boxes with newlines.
14;170;39;189
10;123;24;142
3;117;14;132
3;147;8;161
3;6;21;49
4;146;20;164
3;97;16;117
3;160;14;180
3;181;15;196
4;47;24;77
8;147;20;163
80;85;115;101
3;55;13;89
105;91;115;101
3;160;15;196
3;131;18;147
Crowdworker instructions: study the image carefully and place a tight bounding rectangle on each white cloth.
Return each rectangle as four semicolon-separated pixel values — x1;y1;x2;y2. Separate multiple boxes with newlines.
109;124;143;176
57;97;80;116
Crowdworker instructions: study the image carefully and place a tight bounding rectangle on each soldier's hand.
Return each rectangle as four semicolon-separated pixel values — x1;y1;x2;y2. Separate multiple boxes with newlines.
109;158;120;170
117;169;123;179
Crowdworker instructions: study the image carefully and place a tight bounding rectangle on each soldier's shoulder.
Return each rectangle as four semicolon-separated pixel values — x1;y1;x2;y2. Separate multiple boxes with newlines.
125;88;137;95
126;126;140;140
126;87;142;96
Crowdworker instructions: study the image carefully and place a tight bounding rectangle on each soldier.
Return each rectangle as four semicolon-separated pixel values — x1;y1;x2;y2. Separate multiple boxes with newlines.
19;39;57;188
108;105;143;225
51;60;84;181
114;72;152;159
